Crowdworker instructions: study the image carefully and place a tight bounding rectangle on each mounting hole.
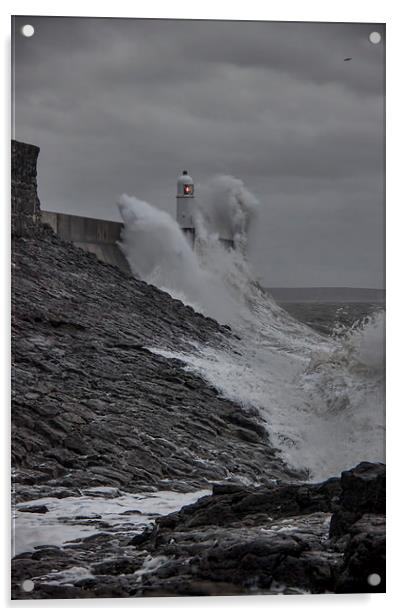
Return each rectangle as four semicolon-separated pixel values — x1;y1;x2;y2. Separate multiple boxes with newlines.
369;31;381;44
21;24;35;38
21;579;35;592
367;573;381;587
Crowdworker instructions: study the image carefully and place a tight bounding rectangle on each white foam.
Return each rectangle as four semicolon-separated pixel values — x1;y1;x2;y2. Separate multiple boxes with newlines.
32;566;95;587
12;489;210;556
134;555;169;582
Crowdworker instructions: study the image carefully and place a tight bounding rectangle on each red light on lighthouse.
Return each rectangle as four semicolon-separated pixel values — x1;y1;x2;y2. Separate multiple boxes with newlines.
183;184;193;195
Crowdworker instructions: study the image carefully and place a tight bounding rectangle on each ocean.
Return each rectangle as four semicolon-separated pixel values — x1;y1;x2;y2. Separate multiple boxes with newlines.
279;302;384;337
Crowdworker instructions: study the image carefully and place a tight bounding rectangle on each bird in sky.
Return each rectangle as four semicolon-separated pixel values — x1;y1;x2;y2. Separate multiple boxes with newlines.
344;57;352;61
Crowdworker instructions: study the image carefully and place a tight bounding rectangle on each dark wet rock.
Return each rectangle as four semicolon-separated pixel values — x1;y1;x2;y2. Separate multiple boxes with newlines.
329;462;385;538
135;516;339;596
92;557;142;576
74;577;98;589
152;476;341;532
118;509;142;516
338;461;385;513
141;579;245;597
122;464;385;596
17;504;48;514
335;514;385;593
31;547;64;560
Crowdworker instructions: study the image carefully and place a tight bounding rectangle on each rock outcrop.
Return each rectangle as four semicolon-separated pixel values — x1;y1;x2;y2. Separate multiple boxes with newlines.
329;462;386;593
11;463;385;598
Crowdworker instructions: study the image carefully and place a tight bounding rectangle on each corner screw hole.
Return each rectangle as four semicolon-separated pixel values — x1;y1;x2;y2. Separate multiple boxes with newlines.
21;579;34;592
21;24;35;38
369;32;381;44
367;573;381;587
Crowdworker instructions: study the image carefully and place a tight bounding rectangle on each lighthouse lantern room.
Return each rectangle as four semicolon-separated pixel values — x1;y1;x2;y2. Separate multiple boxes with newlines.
176;170;195;232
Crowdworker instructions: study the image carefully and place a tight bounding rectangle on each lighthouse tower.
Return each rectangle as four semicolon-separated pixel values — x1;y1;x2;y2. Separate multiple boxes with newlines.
176;170;195;245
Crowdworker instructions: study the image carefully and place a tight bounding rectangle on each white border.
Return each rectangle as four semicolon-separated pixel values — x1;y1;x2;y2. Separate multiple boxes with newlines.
2;1;400;614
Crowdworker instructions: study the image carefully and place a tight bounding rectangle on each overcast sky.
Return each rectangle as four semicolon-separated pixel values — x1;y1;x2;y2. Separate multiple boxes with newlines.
13;17;385;287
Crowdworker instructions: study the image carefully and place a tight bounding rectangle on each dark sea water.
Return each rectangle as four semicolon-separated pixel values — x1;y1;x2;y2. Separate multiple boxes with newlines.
279;302;385;337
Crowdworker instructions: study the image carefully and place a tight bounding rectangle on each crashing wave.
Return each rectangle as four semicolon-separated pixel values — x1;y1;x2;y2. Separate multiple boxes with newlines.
117;177;385;481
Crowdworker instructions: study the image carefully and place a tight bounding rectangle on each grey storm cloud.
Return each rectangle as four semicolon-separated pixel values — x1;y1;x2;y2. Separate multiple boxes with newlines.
12;16;385;287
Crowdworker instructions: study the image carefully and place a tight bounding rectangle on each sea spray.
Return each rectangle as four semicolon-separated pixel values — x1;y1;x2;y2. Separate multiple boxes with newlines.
118;188;260;324
117;179;385;481
196;175;258;248
118;194;200;295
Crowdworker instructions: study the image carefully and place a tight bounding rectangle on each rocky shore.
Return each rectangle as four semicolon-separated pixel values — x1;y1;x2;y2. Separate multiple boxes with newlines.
11;140;385;598
12;463;385;598
128;460;385;596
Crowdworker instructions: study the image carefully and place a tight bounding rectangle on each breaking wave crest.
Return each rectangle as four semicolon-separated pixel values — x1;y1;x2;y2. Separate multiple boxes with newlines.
117;176;385;481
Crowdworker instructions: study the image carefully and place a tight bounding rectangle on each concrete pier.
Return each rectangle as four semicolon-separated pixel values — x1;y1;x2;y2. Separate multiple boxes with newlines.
41;211;131;274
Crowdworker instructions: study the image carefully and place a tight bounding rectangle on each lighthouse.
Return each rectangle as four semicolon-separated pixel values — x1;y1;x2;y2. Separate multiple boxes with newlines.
176;170;195;246
176;170;235;250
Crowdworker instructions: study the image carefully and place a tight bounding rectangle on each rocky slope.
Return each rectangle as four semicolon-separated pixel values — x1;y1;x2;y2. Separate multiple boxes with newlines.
12;227;299;501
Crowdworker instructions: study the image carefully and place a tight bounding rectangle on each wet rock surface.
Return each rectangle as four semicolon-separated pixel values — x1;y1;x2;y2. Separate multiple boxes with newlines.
330;462;386;593
329;461;385;538
12;463;385;598
125;463;385;596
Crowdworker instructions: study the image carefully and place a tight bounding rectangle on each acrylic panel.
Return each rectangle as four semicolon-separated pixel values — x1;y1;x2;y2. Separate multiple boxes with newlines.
11;16;385;599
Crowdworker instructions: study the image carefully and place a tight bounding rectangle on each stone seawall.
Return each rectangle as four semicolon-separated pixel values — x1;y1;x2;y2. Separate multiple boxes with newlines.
11;140;41;237
11;139;130;273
